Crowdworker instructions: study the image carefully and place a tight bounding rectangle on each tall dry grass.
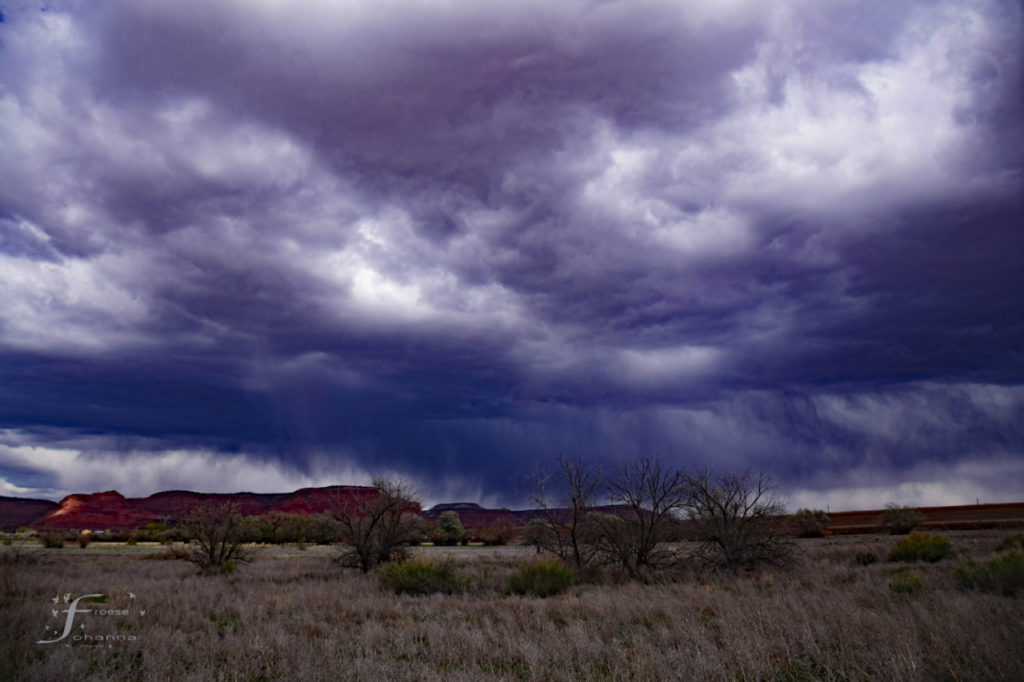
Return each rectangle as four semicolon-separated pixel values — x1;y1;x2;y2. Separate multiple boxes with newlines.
1;531;1021;681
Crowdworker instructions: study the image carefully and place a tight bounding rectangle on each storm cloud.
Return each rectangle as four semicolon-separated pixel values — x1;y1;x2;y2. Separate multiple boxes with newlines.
1;0;1021;508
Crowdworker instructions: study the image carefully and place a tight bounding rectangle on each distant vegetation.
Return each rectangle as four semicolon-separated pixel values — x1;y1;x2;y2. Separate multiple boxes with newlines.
330;477;426;573
433;510;467;546
526;456;794;581
171;503;250;574
37;529;64;549
791;508;831;537
880;504;927;534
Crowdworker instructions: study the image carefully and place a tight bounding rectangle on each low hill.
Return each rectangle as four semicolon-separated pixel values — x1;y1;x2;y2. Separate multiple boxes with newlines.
5;486;380;531
0;495;58;531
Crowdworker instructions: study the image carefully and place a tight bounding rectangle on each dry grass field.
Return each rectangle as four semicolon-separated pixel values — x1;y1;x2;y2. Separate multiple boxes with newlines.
2;531;1022;681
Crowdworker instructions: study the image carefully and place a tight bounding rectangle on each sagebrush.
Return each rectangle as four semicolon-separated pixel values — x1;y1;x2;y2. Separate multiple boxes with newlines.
954;551;1024;596
888;532;952;563
378;557;464;595
507;559;574;598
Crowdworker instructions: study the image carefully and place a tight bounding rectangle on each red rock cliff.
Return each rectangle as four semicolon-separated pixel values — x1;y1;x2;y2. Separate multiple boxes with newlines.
30;485;382;531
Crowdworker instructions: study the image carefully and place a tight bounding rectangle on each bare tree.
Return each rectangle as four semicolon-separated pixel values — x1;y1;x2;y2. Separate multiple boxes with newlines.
172;503;250;574
682;469;794;572
331;477;425;573
592;456;688;581
525;455;603;575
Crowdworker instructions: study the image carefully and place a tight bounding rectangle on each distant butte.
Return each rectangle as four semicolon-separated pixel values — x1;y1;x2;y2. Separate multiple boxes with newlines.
1;486;380;532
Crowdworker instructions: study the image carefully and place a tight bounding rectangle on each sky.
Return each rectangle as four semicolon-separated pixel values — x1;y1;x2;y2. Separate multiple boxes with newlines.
0;0;1021;511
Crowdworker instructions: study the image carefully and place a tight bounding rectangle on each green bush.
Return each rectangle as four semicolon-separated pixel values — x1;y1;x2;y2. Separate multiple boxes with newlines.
880;504;926;534
889;567;924;593
378;558;464;596
855;551;877;566
888;532;952;563
143;522;169;541
995;534;1024;553
307;515;341;545
953;551;1024;596
791;509;831;537
437;511;465;546
507;559;574;598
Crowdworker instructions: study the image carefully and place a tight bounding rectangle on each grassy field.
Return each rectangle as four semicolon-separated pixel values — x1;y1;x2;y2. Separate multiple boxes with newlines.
2;531;1022;681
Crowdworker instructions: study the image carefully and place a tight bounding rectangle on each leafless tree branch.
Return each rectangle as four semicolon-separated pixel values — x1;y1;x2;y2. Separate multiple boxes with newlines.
331;477;425;573
682;469;794;572
525;455;603;575
172;503;250;574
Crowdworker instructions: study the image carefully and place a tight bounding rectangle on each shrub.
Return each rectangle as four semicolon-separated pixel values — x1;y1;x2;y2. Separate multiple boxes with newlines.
142;522;169;542
596;457;690;580
38;530;65;548
332;478;426;573
171;503;250;574
995;534;1024;553
791;509;831;538
682;469;795;573
307;515;341;544
477;525;512;546
880;504;926;534
77;531;92;548
888;532;953;563
140;551;178;561
855;552;878;566
378;558;463;595
889;567;924;593
953;551;1024;596
508;559;575;598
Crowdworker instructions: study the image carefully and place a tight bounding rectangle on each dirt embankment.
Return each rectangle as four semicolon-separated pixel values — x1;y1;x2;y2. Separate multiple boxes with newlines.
826;502;1024;534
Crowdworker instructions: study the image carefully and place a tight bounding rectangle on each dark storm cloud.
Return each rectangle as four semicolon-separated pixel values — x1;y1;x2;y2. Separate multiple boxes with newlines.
0;0;1021;505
